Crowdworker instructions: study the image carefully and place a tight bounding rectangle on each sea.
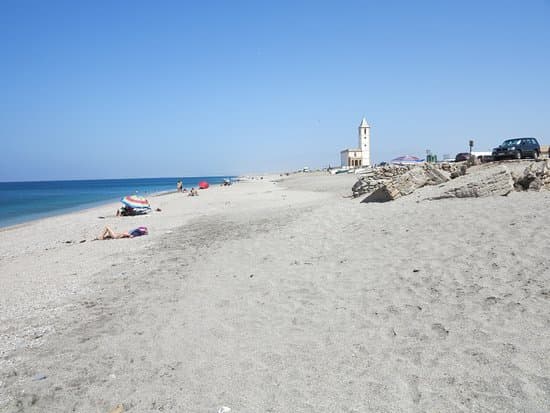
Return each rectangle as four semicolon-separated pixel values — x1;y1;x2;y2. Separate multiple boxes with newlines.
0;176;234;228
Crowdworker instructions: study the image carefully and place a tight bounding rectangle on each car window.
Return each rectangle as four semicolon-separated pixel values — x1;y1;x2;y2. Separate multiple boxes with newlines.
502;139;521;147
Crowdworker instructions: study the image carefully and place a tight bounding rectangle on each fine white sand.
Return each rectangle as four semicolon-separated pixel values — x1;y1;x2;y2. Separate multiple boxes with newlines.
0;172;549;412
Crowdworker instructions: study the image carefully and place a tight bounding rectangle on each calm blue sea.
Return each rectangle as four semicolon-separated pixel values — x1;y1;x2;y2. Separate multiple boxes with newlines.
0;176;234;228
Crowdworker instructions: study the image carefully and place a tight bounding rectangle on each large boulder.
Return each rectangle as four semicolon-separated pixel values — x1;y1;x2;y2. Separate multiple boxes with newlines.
431;166;514;199
514;160;550;191
352;164;412;198
362;164;449;202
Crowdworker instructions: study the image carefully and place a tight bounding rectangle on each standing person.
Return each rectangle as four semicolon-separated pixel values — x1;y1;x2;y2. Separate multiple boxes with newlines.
176;180;182;192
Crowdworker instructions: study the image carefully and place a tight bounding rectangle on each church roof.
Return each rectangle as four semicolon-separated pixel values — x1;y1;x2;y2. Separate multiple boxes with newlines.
359;117;369;128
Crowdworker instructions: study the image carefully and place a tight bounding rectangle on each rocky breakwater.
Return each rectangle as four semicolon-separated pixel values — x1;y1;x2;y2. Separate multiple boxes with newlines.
431;159;550;199
352;159;550;202
430;165;515;199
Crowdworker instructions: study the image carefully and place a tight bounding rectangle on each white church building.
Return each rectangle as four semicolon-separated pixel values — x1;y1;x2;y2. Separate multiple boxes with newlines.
340;118;371;168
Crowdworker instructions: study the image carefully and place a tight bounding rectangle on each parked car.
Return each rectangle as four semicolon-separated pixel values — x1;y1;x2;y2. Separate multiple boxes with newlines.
455;152;471;162
471;151;493;162
492;137;540;160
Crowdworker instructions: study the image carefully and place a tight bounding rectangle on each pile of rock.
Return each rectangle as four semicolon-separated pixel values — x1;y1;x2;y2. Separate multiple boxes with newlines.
357;164;449;202
352;160;550;203
432;166;515;199
433;160;550;199
439;162;463;174
352;162;466;199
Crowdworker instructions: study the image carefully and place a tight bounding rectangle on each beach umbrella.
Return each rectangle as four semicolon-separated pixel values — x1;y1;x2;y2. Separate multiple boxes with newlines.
198;181;209;189
390;155;425;165
121;195;151;209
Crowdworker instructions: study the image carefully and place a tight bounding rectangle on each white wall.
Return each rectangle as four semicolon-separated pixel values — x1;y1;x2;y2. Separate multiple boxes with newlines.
341;150;362;167
359;126;371;166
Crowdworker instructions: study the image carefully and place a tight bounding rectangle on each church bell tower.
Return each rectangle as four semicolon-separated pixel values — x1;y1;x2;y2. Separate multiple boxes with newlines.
358;118;371;166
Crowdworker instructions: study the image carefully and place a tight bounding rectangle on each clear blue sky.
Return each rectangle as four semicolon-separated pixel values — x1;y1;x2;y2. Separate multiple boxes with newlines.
1;0;549;181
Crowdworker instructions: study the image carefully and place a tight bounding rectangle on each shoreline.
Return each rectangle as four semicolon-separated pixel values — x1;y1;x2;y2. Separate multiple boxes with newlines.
0;176;239;231
0;174;278;233
0;190;176;233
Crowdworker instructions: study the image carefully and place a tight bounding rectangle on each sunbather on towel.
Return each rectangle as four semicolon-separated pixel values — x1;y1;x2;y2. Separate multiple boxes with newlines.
96;226;148;240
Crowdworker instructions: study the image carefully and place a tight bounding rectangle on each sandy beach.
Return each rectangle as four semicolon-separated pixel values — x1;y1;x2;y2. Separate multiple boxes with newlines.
1;172;549;412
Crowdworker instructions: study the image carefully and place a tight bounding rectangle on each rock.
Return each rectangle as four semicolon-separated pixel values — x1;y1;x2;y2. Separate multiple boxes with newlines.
362;183;401;202
109;404;124;413
352;164;413;197
32;373;47;381
362;164;449;202
450;164;468;179
467;155;481;167
514;160;550;191
432;166;514;199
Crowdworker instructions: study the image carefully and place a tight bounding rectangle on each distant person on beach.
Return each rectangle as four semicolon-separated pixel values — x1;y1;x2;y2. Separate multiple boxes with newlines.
96;226;148;240
188;187;198;196
176;180;183;192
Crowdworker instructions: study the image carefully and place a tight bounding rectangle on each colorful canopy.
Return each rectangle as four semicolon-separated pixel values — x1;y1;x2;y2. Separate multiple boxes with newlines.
390;155;425;165
121;195;151;210
198;181;209;189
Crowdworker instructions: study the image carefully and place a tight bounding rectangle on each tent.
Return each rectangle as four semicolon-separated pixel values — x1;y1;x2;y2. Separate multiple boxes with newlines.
198;181;209;189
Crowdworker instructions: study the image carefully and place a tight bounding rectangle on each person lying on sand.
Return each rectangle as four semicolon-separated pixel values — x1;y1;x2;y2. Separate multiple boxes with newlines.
96;226;148;240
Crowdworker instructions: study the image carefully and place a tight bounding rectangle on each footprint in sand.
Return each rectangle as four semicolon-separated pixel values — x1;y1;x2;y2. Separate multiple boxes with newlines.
431;323;449;338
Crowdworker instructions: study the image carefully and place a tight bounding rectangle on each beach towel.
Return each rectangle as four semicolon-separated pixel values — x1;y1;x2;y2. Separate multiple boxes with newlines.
129;226;148;237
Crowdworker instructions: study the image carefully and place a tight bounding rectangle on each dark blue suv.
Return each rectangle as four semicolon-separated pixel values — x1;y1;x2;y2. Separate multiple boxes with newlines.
492;137;540;160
